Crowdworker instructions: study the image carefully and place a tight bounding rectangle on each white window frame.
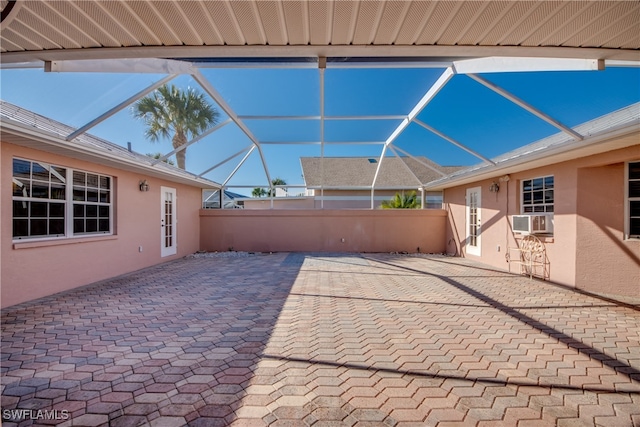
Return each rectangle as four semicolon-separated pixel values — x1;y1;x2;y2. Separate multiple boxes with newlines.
521;175;554;214
625;161;640;240
12;157;113;242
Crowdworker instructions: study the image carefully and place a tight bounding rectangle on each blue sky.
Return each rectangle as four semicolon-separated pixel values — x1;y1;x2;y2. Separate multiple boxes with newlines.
1;65;639;194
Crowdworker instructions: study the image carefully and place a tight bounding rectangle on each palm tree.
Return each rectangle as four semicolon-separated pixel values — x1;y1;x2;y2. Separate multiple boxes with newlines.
269;177;287;197
381;191;419;209
252;178;287;198
252;187;267;198
132;84;219;170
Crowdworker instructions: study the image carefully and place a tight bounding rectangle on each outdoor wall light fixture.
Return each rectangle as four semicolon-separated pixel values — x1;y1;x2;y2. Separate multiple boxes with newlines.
139;180;150;192
489;181;500;193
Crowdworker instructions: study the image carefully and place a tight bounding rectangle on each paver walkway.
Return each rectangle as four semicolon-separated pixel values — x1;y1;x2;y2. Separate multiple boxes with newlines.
2;253;639;427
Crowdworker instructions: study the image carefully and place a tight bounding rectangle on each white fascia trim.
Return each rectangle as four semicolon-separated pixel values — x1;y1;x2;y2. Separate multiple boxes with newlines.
0;61;43;69
5;45;640;64
606;60;640;68
45;58;195;74
453;57;604;74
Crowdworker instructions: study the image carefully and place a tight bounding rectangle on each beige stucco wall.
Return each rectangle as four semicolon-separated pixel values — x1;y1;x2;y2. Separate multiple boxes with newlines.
1;142;203;308
443;144;640;299
200;209;447;254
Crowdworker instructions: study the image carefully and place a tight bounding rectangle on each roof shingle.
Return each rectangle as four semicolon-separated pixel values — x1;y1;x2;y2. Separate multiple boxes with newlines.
301;156;462;188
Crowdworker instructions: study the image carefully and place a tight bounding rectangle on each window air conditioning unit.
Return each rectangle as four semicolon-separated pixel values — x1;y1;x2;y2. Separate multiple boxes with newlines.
512;214;553;234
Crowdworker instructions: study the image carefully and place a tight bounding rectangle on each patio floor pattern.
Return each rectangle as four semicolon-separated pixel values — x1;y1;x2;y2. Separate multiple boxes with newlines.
1;253;639;427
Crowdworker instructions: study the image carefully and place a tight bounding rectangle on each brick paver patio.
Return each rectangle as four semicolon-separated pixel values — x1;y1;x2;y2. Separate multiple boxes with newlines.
2;253;639;427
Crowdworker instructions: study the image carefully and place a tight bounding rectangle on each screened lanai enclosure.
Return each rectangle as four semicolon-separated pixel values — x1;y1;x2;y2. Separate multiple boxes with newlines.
2;5;640;424
1;1;639;207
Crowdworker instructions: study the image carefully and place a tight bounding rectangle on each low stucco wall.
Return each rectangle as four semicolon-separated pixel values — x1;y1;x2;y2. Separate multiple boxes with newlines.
200;209;447;254
2;143;203;308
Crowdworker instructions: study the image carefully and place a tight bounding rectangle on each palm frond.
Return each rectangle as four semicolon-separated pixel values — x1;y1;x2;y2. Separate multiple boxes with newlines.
381;191;419;209
131;84;220;169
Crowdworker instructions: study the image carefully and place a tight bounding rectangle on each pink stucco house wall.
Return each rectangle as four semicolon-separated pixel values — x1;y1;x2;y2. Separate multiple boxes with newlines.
1;102;219;308
432;106;640;300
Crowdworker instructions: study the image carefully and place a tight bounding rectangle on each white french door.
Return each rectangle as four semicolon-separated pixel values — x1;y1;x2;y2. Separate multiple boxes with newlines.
160;187;177;257
466;187;481;256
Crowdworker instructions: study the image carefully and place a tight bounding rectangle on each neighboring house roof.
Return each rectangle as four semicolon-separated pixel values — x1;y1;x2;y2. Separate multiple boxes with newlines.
425;102;640;190
0;100;221;189
301;156;462;189
203;189;247;209
203;189;246;201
